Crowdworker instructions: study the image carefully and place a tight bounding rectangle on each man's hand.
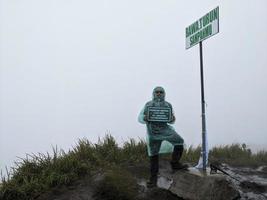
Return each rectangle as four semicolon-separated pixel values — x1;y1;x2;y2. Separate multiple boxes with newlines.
170;115;176;123
144;115;148;122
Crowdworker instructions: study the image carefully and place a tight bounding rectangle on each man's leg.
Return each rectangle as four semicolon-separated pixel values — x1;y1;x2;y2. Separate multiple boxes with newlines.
166;129;188;170
147;154;159;187
147;140;161;188
172;145;183;162
170;145;187;170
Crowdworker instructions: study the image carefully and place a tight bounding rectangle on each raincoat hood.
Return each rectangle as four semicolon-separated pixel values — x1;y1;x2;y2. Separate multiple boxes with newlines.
152;86;165;102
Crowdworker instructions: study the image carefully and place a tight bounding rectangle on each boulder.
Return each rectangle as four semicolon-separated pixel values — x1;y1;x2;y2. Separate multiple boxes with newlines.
159;167;240;200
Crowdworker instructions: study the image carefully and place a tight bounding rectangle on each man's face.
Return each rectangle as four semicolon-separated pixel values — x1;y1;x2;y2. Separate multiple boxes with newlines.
155;90;164;98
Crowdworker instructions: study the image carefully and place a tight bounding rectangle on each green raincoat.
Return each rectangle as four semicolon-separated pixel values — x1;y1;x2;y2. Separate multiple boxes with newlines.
138;87;184;156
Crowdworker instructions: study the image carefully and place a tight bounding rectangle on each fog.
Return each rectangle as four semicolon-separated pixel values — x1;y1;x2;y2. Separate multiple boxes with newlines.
1;0;267;172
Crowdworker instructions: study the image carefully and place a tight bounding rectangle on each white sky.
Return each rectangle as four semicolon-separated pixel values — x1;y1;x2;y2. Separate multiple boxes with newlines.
1;0;267;171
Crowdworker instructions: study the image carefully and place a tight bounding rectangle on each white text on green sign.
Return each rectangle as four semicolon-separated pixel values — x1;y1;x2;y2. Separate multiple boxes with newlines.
185;6;219;49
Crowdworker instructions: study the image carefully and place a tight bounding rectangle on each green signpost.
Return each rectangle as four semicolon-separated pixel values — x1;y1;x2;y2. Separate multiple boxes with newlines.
186;6;219;49
186;6;219;171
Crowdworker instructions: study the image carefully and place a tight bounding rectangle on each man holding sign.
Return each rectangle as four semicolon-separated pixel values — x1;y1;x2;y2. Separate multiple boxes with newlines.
138;86;187;188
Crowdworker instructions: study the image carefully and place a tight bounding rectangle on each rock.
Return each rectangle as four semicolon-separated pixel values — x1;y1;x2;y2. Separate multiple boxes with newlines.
225;165;267;199
142;187;183;200
159;167;240;200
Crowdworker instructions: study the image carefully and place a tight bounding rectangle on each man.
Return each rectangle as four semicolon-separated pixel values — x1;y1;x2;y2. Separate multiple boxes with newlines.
138;86;187;188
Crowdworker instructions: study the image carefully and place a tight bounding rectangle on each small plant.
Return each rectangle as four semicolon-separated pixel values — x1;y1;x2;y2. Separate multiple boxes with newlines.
121;138;147;164
209;143;267;167
181;145;201;163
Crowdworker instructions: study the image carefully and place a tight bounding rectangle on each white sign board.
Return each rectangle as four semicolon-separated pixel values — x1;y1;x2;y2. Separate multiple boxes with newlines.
186;7;219;49
147;106;172;122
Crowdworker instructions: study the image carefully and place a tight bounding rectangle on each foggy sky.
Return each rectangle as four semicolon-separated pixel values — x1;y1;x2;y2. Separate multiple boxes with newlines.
1;0;267;171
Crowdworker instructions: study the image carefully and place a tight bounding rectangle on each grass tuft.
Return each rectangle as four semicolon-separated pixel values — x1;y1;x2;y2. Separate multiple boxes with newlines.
209;143;267;167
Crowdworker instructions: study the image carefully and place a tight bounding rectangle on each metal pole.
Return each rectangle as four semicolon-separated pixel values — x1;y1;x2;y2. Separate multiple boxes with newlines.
199;41;207;171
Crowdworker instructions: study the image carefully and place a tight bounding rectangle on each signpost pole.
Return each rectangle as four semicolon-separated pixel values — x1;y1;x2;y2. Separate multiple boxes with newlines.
199;41;207;171
185;6;219;171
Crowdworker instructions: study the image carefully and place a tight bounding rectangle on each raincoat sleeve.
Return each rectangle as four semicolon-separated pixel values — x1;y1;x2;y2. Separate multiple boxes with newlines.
138;106;146;124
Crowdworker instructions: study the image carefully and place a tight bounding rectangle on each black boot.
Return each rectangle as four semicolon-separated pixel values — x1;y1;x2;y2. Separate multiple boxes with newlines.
147;175;157;188
147;155;159;188
170;145;188;170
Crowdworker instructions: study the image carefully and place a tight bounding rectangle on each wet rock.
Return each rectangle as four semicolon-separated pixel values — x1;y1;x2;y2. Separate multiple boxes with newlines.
261;166;267;173
224;165;267;199
142;187;183;200
160;167;240;200
240;181;266;194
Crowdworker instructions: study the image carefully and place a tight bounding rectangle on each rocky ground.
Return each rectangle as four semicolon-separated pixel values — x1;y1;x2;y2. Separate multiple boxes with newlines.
36;164;267;200
223;165;267;199
36;172;181;200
